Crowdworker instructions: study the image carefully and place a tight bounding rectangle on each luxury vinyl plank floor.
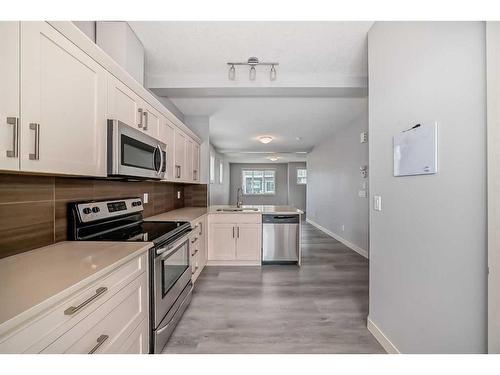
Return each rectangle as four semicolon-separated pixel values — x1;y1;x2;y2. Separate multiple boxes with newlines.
162;220;385;354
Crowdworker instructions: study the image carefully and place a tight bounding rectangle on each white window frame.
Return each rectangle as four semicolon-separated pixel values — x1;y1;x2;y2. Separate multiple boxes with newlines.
297;168;307;185
210;155;215;184
219;160;224;184
241;169;276;196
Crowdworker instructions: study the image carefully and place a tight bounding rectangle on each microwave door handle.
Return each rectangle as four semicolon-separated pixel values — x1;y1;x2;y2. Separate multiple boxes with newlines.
155;145;163;176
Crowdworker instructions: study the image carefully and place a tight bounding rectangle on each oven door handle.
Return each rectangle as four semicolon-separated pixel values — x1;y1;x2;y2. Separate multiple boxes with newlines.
156;235;190;257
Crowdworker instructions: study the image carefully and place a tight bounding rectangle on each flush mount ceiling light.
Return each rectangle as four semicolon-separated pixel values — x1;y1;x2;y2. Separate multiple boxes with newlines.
227;57;279;81
259;136;273;144
267;156;280;161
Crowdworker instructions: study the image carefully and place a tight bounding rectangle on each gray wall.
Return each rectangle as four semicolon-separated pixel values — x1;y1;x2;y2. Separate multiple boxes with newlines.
229;163;289;206
307;112;369;252
209;145;230;205
288;162;307;212
368;22;487;353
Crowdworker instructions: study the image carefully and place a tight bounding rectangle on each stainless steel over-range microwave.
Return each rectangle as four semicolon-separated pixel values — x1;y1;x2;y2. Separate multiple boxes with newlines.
107;119;166;180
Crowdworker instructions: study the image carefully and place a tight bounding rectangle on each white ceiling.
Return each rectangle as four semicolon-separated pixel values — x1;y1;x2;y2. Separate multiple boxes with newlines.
129;21;372;161
172;97;367;153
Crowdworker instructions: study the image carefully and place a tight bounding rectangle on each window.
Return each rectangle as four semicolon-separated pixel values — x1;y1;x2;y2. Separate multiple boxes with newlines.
242;169;276;195
210;155;215;184
297;168;307;184
219;160;223;184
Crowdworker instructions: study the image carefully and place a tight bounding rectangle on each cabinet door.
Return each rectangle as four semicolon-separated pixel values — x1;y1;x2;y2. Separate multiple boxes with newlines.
208;223;236;261
193;142;200;182
236;224;262;261
186;138;193;182
142;102;160;139
20;22;107;176
0;22;20;171
174;129;186;181
198;216;207;269
107;74;142;129
159;118;175;181
117;319;148;354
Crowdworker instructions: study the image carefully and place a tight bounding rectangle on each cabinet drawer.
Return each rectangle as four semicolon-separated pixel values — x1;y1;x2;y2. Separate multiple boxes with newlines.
117;318;148;354
0;253;147;353
209;213;262;224
41;273;147;354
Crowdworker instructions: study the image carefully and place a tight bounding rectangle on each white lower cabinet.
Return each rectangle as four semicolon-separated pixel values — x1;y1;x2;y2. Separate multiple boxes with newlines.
0;252;149;354
190;215;207;283
208;214;262;265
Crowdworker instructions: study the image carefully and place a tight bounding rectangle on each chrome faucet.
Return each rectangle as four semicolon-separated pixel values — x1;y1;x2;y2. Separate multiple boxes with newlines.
236;187;243;208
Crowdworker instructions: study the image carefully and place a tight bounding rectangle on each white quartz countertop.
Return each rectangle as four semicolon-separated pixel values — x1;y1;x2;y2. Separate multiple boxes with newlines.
145;207;208;223
209;205;303;215
0;241;152;327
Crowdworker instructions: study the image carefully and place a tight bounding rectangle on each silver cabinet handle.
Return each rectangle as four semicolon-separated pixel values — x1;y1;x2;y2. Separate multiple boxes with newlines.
175;165;181;179
88;334;109;354
138;108;143;128
191;266;199;275
232;226;235;238
199;222;202;236
191;237;198;244
6;117;18;158
193;170;197;181
237;226;240;238
191;249;199;257
64;287;108;315
143;111;148;130
29;123;40;160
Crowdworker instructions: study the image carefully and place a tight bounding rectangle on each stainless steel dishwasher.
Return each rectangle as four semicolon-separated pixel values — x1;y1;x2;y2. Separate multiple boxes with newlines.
262;214;300;264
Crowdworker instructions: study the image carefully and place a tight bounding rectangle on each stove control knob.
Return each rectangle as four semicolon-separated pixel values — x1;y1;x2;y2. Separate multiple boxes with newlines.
82;207;91;214
92;206;100;213
132;201;142;207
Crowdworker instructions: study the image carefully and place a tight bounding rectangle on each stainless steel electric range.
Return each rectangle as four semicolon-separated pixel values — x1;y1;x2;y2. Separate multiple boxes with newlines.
68;197;193;354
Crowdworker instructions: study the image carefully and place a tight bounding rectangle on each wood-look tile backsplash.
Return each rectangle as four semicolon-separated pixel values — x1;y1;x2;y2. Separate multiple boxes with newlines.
0;174;208;259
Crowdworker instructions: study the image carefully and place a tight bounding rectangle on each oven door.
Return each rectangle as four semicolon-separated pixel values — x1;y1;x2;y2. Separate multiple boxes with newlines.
107;119;166;179
153;236;191;329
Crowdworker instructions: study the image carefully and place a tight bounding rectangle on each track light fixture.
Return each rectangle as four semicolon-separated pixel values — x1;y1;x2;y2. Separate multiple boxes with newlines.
227;57;279;81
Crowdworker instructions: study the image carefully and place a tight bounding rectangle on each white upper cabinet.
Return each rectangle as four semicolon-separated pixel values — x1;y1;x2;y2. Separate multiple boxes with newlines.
174;129;186;181
159;118;175;181
20;22;107;176
107;74;159;139
141;102;160;139
186;138;193;182
107;74;142;128
192;143;200;182
0;22;20;172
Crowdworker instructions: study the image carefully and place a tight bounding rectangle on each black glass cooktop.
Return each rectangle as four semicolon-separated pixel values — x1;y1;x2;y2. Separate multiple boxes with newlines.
85;220;190;245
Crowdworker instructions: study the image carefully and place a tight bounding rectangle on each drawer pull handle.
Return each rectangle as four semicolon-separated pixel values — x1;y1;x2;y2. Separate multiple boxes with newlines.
191;266;199;275
191;237;198;244
191;249;199;257
88;334;109;354
64;287;108;315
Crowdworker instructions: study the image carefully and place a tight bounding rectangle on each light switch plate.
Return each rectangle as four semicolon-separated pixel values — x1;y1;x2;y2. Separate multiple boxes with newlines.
177;191;181;199
143;193;149;204
373;195;382;211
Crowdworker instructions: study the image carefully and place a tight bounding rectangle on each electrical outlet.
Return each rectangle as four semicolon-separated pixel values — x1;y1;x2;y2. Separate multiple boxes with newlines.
373;195;382;211
360;132;368;143
143;193;149;204
342;224;345;232
177;190;181;199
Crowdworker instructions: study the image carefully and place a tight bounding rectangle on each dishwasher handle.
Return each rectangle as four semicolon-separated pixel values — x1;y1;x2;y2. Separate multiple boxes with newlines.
262;214;300;224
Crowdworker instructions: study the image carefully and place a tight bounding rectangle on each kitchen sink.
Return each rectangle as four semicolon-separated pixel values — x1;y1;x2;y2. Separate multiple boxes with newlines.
216;208;260;212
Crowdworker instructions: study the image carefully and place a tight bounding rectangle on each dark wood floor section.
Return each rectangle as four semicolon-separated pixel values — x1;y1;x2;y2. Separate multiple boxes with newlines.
162;221;385;354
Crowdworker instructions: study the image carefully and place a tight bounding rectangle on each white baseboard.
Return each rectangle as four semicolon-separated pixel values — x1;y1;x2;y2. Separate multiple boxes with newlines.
306;218;369;259
367;317;400;354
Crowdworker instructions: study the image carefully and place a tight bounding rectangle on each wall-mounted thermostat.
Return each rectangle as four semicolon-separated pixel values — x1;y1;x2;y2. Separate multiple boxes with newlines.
360;132;368;143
